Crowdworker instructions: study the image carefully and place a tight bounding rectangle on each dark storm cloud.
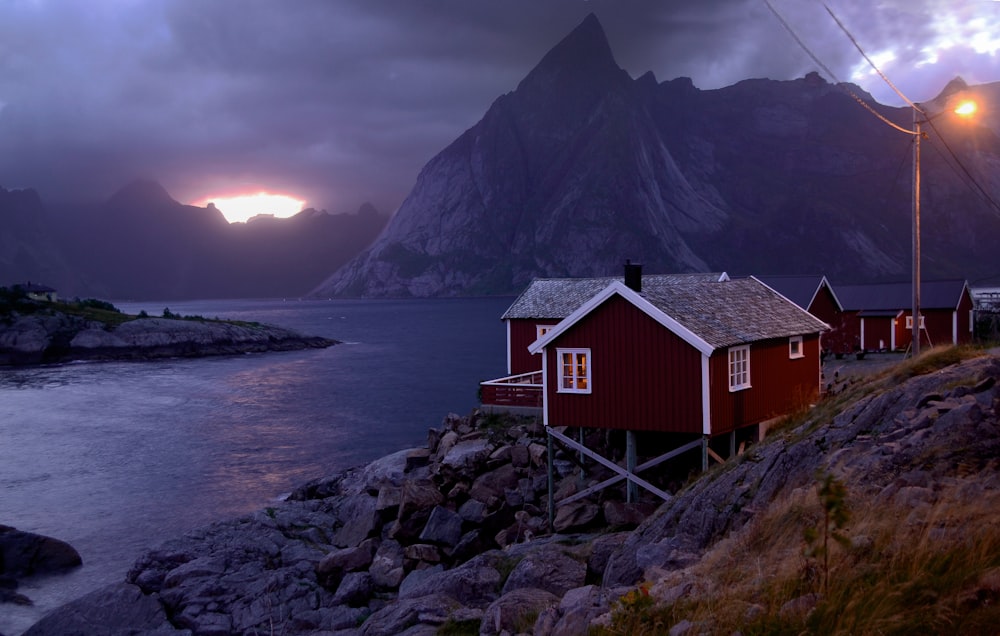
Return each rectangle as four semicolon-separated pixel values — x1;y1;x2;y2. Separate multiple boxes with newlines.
0;0;997;216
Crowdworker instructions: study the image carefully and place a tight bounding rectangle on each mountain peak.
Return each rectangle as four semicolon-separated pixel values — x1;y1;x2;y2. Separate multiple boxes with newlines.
107;179;177;209
518;13;620;90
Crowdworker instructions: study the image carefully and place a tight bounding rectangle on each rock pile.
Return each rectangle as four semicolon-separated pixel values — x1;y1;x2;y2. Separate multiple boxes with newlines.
24;411;649;635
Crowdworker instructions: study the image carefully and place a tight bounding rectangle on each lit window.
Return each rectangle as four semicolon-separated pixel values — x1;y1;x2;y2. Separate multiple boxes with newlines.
536;324;554;340
728;345;750;391
789;336;804;359
557;348;591;394
905;315;926;329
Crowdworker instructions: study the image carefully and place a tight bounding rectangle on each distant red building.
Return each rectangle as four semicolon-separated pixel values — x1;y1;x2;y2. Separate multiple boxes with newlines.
834;280;974;351
754;275;846;353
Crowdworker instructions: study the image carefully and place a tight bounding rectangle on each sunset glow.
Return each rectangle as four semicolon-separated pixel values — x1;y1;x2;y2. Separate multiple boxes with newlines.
196;192;306;223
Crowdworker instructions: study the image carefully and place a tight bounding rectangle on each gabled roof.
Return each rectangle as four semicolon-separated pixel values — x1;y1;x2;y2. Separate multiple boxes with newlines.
501;273;729;320
528;277;829;355
835;279;970;312
754;275;842;312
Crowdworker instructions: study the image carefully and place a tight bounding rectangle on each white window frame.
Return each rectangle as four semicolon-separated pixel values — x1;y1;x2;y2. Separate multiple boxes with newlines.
789;335;804;359
905;315;925;329
557;348;591;394
536;324;555;340
728;345;751;392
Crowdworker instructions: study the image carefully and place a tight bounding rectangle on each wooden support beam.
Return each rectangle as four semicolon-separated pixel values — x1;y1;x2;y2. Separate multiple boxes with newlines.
546;427;672;502
547;431;554;533
626;431;638;503
729;431;736;458
558;438;702;506
706;446;726;465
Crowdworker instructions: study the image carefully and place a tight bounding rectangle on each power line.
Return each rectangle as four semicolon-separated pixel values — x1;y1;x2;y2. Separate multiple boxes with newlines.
761;0;916;135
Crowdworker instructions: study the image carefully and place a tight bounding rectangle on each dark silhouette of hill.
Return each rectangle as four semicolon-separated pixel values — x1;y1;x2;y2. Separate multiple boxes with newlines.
315;13;1000;297
32;180;387;300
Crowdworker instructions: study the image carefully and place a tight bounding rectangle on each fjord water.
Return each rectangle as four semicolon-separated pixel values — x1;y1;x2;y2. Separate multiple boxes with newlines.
0;297;511;635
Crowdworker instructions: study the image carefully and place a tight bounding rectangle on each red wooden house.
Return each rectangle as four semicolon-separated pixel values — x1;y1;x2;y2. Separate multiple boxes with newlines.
503;269;828;505
480;272;728;411
755;275;847;353
834;280;974;351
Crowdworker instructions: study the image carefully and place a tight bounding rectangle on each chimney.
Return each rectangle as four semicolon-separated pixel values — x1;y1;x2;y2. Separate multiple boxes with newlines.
624;259;642;292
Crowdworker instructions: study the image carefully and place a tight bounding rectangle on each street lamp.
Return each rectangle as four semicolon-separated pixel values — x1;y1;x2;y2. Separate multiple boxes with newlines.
910;97;977;357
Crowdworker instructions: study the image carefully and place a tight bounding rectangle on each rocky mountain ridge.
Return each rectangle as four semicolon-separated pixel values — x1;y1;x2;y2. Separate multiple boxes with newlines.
20;349;1000;634
315;14;1000;297
0;180;387;301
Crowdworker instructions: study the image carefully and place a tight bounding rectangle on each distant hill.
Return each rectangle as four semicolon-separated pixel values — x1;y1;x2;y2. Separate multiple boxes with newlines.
18;180;389;300
314;13;1000;297
0;187;83;293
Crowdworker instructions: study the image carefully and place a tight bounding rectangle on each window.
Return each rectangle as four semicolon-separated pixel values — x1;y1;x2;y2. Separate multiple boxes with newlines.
905;315;925;329
557;348;591;394
536;324;554;340
728;345;750;391
789;336;804;359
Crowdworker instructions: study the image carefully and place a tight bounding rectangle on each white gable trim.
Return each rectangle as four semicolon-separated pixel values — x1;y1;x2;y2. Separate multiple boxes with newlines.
505;319;512;375
527;281;715;357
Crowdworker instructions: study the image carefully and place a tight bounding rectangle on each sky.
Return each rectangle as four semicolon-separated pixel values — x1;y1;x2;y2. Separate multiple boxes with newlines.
2;0;1000;222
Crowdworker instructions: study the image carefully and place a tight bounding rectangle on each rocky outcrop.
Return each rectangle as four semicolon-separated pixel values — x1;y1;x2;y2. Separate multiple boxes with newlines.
23;352;1000;634
0;525;82;607
0;310;335;365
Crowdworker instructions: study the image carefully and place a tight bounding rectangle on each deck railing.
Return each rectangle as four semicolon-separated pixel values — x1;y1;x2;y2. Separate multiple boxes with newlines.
480;371;543;408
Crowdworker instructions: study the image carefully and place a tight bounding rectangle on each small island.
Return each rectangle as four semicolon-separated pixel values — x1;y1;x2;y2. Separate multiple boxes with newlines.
0;285;336;366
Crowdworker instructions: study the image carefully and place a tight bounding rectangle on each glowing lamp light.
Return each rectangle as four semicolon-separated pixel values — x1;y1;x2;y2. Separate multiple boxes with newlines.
195;192;306;223
953;99;977;118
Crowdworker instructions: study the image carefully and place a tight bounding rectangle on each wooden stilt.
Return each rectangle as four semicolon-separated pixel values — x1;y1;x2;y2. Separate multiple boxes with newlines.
701;435;709;472
547;429;555;533
558;438;701;506
729;430;736;459
578;428;585;481
626;430;638;503
546;427;672;501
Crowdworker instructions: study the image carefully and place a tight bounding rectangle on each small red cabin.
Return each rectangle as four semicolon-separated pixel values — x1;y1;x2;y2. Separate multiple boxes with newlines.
527;276;828;437
755;275;846;353
834;280;974;351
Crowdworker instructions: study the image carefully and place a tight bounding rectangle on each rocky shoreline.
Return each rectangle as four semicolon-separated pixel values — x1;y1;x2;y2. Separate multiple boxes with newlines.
14;351;1000;634
0;312;336;366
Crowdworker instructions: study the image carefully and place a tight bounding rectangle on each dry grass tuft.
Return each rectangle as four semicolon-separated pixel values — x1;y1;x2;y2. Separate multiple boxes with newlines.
595;481;1000;635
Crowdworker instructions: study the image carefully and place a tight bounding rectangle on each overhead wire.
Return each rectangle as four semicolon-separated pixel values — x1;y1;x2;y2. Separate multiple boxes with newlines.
761;0;916;135
767;0;1000;217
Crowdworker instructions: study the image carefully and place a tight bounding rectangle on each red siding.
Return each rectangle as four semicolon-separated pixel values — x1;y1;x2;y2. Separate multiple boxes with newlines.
507;319;557;375
545;295;703;433
808;285;844;351
708;334;821;435
861;316;895;351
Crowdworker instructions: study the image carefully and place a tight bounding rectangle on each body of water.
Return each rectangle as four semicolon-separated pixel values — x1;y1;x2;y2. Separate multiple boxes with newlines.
0;296;511;635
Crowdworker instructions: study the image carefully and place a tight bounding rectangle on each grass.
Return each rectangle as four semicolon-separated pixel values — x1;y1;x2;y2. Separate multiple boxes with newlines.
592;481;1000;635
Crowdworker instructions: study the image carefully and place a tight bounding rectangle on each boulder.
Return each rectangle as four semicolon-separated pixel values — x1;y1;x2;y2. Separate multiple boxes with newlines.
22;583;174;636
398;553;503;606
370;540;406;590
0;525;82;577
316;541;376;590
553;501;601;532
334;571;375;607
501;545;587;597
331;493;379;547
419;506;464;548
359;593;459;636
480;587;560;635
469;464;520;506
